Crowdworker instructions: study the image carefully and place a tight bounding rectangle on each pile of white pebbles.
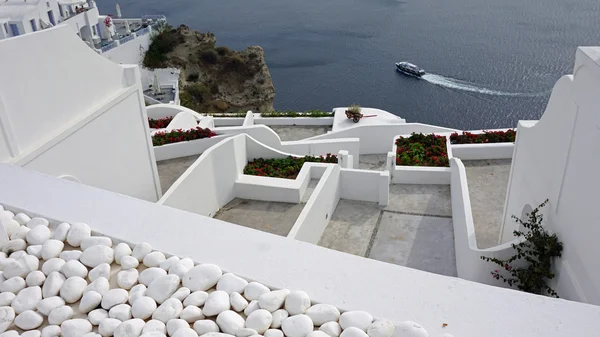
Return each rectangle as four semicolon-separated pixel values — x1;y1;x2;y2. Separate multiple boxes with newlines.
0;206;438;337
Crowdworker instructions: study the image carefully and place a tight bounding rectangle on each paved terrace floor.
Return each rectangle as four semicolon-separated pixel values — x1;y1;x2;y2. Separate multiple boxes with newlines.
270;125;330;141
463;159;511;249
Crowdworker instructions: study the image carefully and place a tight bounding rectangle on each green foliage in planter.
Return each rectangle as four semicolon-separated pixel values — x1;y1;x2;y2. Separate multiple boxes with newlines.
481;199;563;297
347;104;361;114
244;154;338;179
143;26;184;69
260;110;333;118
148;116;174;129
152;127;217;146
396;133;449;167
450;130;516;144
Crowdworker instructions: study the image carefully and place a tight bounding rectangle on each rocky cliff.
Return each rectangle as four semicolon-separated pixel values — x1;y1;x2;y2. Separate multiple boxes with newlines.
143;25;275;113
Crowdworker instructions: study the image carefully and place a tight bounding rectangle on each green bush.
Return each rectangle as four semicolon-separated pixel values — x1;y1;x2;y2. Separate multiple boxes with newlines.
395;133;449;167
225;54;245;68
186;73;199;82
244;155;338;179
185;83;209;101
215;46;233;56
199;49;219;64
143;26;184;68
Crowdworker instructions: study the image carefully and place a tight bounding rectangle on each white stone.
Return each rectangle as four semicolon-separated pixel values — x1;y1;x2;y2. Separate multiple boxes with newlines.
10;227;29;241
143;252;166;268
11;285;42;314
59;250;82;262
152;298;183;323
243;301;260;317
83;334;102;337
281;315;313;337
14;310;43;330
1;276;26;294
99;318;122;336
102;289;129;310
121;256;140;270
179;259;194;270
27;245;43;259
89;264;111;282
159;257;180;271
25;271;45;287
0;293;15;307
270;309;288;329
0;306;15;333
52;223;71;242
171;287;190;302
114;318;145;337
180;306;204;323
132;243;152;262
245;309;272;334
143;320;166;334
142;330;167;337
131;296;157;320
319;322;341;337
338;311;372;332
117;269;139;290
265;330;283;337
217;273;248;295
128;284;147;305
182;264;221;292
41;325;62;337
393;322;427;337
42;258;66;276
230;292;248;312
339;328;367;337
114;243;132;265
26;226;51;245
13;213;31;226
168;262;189;279
26;218;49;229
36;296;65;316
203;291;230;316
109;304;132;321
61;319;93;337
88;309;109;325
60;276;87;303
7;251;25;260
284;291;310;316
146;275;180;304
81;237;113;250
80;245;114;268
86;277;110;296
139;268;168;287
201;333;232;337
61;260;88;278
183;291;208;307
172;328;198;337
1;219;20;238
216;310;244;335
41;240;64;260
0;272;4;284
257;290;290;312
306;304;340;326
80;291;103;313
308;332;331;337
192;320;219;336
367;320;395;337
0;331;18;337
244;283;270;301
166;319;189;336
235;328;257;337
5;255;39;279
48;305;74;325
66;223;91;247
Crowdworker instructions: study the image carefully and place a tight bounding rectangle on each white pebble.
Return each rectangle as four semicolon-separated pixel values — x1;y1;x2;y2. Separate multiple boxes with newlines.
4;255;38;279
114;243;132;265
41;325;62;337
61;260;88;278
61;319;93;337
284;291;310;315
180;306;204;323
102;289;129;310
217;273;248;295
131;296;157;320
42;258;66;276
41;240;64;260
179;258;194;269
114;318;145;337
171;287;190;302
0;293;15;307
81;237;113;250
45;273;67;300
14;310;43;330
0;331;19;337
146;275;180;304
182;264;222;292
270;309;288;329
13;213;30;226
281;315;313;337
83;333;102;337
159;256;180;271
26;225;51;245
89;264;111;282
26;218;49;229
27;245;43;259
109;304;132;321
128;284;147;305
245;309;272;334
235;328;257;337
25;270;45;287
132;243;152;262
319;322;341;337
2;219;20;239
99;318;122;336
244;282;270;301
139;268;167;286
143;252;166;268
307;332;330;337
88;309;109;325
0;306;15;333
120;256;139;270
1;276;26;294
80;291;103;313
10;227;29;241
80;245;114;268
66;223;91;247
59;250;82;262
215;310;244;335
9;251;26;260
257;289;290;312
306;304;340;326
86;277;110;296
52;223;71;242
166;319;189;336
60;276;87;303
339;311;373;332
168;262;189;279
230;292;248;312
172;328;198;337
243;301;260;316
340;328;367;337
183;291;208;307
192;320;219;335
143;320;166;334
203;291;229;316
394;321;428;337
11;285;42;314
48;305;74;325
265;330;283;337
117;269;139;290
152;298;183;323
367;320;395;337
36;296;65;316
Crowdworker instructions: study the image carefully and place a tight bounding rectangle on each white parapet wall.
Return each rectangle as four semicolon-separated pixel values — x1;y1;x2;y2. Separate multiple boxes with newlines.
214;116;334;127
450;129;515;160
389;134;453;185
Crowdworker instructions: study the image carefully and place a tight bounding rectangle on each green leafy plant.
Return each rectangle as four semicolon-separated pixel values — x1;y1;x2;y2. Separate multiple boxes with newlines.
347;104;361;114
199;49;219;64
148;116;174;129
152;127;217;146
260;110;333;118
396;133;449;167
481;199;563;297
244;154;338;179
143;26;184;68
450;130;516;144
215;46;233;56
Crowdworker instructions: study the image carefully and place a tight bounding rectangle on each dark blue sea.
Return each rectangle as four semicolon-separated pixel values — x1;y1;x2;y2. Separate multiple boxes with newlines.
98;0;600;129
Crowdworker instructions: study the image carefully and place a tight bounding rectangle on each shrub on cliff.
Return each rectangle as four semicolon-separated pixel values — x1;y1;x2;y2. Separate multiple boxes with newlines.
216;46;233;56
199;49;219;64
143;26;184;68
185;83;210;102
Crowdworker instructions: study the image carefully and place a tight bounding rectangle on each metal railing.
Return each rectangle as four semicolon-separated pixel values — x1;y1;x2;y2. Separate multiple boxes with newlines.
141;15;167;21
100;41;118;53
137;27;150;36
119;34;135;44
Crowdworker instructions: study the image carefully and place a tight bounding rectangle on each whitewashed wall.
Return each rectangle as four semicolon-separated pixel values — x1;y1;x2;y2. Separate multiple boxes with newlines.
103;32;151;65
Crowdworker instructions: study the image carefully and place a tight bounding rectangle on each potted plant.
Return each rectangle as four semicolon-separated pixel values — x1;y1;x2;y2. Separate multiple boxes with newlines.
345;104;363;123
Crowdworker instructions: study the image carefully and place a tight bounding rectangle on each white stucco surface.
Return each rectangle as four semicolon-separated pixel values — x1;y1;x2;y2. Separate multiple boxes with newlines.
331;107;406;132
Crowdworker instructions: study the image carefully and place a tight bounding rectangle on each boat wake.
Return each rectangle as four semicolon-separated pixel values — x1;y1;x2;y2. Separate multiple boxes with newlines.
421;74;545;97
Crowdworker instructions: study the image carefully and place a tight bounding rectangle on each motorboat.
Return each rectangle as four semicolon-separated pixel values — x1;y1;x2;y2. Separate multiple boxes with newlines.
395;62;426;77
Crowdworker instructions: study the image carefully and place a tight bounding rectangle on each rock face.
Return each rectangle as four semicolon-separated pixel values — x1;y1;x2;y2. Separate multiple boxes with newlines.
143;25;275;113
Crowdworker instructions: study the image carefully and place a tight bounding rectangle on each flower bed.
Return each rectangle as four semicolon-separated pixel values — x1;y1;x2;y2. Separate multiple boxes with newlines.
396;133;449;167
244;154;337;179
450;130;516;144
148;116;174;129
208;110;333;118
152;127;217;146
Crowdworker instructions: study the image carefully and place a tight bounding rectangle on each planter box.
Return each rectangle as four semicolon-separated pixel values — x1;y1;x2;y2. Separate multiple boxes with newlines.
451;143;514;160
153;135;229;162
390;134;453;185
